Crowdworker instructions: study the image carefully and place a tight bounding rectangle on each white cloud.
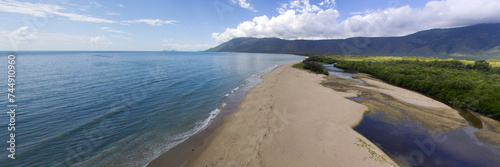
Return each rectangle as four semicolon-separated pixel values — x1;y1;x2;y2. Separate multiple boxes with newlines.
0;0;176;26
213;0;500;43
318;0;334;7
53;11;116;23
100;27;128;34
0;28;113;50
90;1;102;8
0;0;115;23
10;26;35;41
231;0;257;12
90;36;111;45
340;0;500;37
163;39;215;51
0;28;196;51
105;12;120;16
3;26;36;50
214;0;341;43
123;19;177;26
349;9;374;15
0;0;61;17
278;0;324;14
118;4;125;8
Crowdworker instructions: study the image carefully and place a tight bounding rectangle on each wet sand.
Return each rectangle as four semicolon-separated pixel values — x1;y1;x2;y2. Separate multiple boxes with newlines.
473;114;500;146
176;63;396;167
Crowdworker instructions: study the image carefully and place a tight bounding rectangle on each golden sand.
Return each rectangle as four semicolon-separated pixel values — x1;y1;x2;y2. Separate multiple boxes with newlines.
183;63;396;167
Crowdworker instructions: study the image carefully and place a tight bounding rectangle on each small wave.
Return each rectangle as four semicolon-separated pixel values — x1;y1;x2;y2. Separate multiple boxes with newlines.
187;63;284;135
247;64;279;80
205;108;221;128
230;84;244;93
87;107;224;167
92;54;112;58
144;108;222;167
146;63;286;166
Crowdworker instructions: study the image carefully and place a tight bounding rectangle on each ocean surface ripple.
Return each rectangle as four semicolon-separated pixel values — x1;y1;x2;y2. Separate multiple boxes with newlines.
0;51;304;167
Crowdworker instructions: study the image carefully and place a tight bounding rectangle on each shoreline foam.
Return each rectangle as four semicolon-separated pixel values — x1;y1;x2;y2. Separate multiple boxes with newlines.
147;63;295;167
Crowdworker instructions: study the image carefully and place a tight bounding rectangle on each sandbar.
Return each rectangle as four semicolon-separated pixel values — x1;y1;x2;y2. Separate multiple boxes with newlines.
181;63;396;167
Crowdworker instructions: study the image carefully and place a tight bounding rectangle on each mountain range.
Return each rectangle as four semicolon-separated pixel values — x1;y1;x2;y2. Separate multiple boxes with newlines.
206;23;500;60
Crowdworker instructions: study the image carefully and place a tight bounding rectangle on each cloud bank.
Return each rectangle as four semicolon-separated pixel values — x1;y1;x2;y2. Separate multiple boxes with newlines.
0;0;175;25
213;0;500;43
0;0;115;23
163;39;216;51
123;19;177;26
1;26;117;50
100;27;128;34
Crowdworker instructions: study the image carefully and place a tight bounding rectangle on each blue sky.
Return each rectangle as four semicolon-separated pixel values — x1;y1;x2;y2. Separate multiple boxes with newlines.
1;0;499;51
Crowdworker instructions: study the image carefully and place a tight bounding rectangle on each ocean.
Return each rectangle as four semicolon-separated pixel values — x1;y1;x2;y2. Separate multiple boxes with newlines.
0;51;304;167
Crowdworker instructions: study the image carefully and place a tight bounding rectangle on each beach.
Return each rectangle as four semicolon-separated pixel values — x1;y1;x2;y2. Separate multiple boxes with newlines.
148;61;500;167
164;63;396;166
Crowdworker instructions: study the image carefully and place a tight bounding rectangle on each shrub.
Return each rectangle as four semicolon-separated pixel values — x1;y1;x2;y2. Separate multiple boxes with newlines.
303;61;325;74
292;62;305;69
322;70;329;75
473;60;491;71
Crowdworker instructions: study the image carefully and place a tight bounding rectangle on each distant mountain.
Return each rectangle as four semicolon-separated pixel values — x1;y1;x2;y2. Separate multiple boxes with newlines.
206;23;500;60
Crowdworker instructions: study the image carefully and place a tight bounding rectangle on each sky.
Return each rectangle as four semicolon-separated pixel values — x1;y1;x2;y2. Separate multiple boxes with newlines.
1;0;500;51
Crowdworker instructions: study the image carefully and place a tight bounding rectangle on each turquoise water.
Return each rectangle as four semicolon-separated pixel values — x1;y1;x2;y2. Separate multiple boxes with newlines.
0;51;304;167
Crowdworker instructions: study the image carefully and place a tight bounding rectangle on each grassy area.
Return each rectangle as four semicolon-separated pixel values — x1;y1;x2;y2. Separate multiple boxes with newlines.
305;55;500;121
292;62;306;69
352;76;362;79
293;62;329;75
488;59;500;68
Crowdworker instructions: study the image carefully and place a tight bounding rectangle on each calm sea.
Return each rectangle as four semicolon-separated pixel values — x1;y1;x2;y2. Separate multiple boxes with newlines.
0;51;304;167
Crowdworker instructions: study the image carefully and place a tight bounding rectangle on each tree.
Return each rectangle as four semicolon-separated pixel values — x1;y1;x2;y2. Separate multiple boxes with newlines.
473;60;491;71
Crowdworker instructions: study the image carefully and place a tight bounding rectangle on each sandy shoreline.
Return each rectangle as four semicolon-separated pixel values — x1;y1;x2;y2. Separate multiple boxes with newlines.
164;63;396;167
147;61;500;167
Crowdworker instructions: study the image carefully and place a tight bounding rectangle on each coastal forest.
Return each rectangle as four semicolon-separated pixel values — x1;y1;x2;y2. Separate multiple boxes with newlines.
301;55;500;121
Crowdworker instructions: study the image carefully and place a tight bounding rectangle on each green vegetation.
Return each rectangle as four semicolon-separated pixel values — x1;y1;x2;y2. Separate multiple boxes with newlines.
322;70;330;75
488;59;500;68
352;76;362;79
355;138;398;167
294;60;329;75
292;62;306;69
305;55;500;120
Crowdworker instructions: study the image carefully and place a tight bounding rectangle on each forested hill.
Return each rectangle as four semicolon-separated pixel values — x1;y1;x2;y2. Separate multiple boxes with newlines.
206;23;500;60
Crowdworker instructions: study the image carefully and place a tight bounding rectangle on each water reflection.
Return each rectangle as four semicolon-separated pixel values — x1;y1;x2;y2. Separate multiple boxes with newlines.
324;63;500;166
353;104;500;167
